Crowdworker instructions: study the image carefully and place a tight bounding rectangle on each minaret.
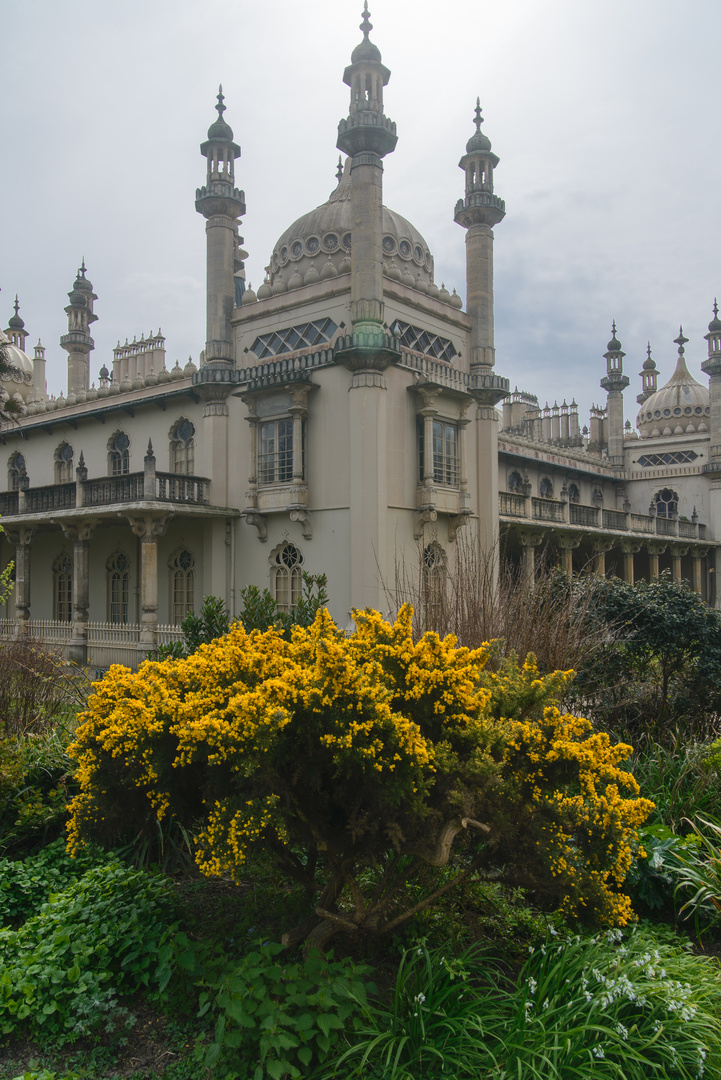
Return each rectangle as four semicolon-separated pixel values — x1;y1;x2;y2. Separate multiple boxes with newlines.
33;341;47;401
336;2;398;357
637;342;658;405
195;86;245;366
600;322;629;467
6;296;28;351
60;261;97;395
454;100;506;377
703;300;721;464
454;100;509;566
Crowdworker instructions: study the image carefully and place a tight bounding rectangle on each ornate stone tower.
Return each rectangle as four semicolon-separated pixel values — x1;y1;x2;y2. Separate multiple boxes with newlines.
454;101;509;563
6;297;28;351
703;300;721;464
336;2;397;358
195;87;245;367
60;262;97;395
637;342;658;405
600;322;629;467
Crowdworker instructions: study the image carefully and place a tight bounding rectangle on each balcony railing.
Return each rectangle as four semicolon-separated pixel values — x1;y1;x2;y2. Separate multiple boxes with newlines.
498;492;709;541
0;469;210;516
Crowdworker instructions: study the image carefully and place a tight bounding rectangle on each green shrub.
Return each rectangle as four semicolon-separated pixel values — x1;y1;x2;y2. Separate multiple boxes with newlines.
195;940;375;1079
0;837;116;927
0;862;178;1044
0;726;78;856
625;823;700;914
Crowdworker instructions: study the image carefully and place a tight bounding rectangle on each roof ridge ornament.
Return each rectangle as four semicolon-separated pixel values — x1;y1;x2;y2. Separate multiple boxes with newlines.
216;84;226;119
674;326;689;353
336;155;344;183
360;1;372;39
474;97;483;132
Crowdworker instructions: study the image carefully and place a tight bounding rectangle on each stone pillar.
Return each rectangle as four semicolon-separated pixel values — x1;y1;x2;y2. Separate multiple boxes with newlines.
592;538;614;576
691;547;708;595
671;546;688;583
647;541;666;580
621;541;640;585
518;531;543;588
62;521;96;666
128;515;169;657
143;440;157;499
348;370;388;612
557;534;581;577
6;527;33;637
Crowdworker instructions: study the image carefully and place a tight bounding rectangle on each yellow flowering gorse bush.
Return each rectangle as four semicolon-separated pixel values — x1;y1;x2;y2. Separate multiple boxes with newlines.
67;606;652;943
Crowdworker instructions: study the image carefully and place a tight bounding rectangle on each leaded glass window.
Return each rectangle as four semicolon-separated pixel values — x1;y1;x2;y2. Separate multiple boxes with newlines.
169;548;195;625
271;543;303;612
107;551;130;624
390;320;457;363
251;318;338;359
108;432;130;476
54;442;74;484
53;553;72;622
170;419;195;475
259;418;299;484
418;420;459;487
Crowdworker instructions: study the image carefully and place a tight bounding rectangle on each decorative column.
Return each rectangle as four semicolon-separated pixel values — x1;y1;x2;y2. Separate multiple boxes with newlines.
60;262;97;396
518;530;543;588
62;521;96;666
195;88;245;367
691;547;708;595
288;383;312;540
414;386;440;537
449;401;473;542
671;546;687;582
600;323;629;468
621;541;641;584
646;541;666;580
454;100;509;567
241;397;267;541
5;527;33;637
128;515;169;658
592;538;615;576
557;534;581;577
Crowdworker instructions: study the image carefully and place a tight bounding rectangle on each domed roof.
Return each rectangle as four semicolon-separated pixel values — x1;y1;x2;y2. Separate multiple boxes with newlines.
465;100;492;154
7;297;24;331
207;86;234;142
708;299;721;334
636;337;709;439
1;335;34;403
267;159;435;291
351;3;382;63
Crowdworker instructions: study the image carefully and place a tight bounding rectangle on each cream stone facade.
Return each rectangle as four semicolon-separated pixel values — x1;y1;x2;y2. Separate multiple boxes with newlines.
1;5;719;669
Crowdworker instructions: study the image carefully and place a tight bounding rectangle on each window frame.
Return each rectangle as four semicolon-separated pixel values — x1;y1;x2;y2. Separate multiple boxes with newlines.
418;418;460;488
168;547;195;625
53;552;73;623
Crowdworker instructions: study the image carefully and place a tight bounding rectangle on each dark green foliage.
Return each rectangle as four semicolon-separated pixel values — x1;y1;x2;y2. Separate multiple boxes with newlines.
0;727;77;857
195;940;375;1079
0;862;178;1044
571;572;721;741
157;573;329;660
625;824;699;913
0;838;116;927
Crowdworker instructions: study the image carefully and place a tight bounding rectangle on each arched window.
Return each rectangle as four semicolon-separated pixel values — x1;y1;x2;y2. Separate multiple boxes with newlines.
106;551;130;624
170;419;195;475
539;476;553;498
108;431;130;476
508;471;523;492
54;442;74;484
654;488;678;519
270;542;303;611
169;547;195;625
53;553;73;622
423;542;447;628
568;482;580;503
8;452;26;491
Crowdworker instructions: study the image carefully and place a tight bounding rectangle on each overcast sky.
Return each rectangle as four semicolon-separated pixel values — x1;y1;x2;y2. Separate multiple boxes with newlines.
2;0;718;427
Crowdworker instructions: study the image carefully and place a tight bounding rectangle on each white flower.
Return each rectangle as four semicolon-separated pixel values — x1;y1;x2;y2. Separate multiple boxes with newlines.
592;1046;605;1059
527;978;537;995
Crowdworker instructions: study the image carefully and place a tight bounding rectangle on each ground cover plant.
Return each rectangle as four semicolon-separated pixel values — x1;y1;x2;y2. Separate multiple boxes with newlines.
67;605;653;947
4;578;721;1079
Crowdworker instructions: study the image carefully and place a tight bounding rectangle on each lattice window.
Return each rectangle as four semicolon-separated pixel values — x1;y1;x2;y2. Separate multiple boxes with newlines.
654;488;678;518
418;420;459;487
8;452;26;491
423;542;447;627
251;318;338;359
107;551;130;624
108;431;130;476
169;548;195;625
258;418;304;484
53;553;72;622
271;543;303;612
638;451;698;467
390;320;457;363
54;442;74;484
568;483;580;503
540;477;554;498
170;419;195;475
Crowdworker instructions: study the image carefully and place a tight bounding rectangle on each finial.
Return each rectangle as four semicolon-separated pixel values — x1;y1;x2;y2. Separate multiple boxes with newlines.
714;298;719;319
474;97;483;132
78;450;85;468
336;156;344;183
647;341;652;359
675;326;688;352
13;296;19;317
80;257;86;276
611;319;617;336
216;84;226;118
360;1;372;38
147;438;154;457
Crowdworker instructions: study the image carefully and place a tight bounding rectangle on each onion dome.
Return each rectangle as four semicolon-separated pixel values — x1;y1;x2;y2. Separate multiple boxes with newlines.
643;343;657;370
206;85;234;142
242;283;258;304
466;99;492;154
268;156;435;291
607;321;622;352
99;363;109;380
183;357;198;377
1;320;34;403
709;298;721;334
351;2;382;63
636;327;709;438
7;296;24;330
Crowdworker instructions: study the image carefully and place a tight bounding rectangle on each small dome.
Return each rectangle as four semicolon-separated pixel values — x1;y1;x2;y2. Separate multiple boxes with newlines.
207;86;234;142
1;341;34;402
636;344;709;439
351;4;382;64
708;300;721;334
465;100;492;154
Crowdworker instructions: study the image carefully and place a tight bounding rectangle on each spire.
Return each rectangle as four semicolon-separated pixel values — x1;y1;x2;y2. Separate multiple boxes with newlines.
360;0;372;38
337;4;396;156
216;84;225;119
336;156;344;183
638;342;658;404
